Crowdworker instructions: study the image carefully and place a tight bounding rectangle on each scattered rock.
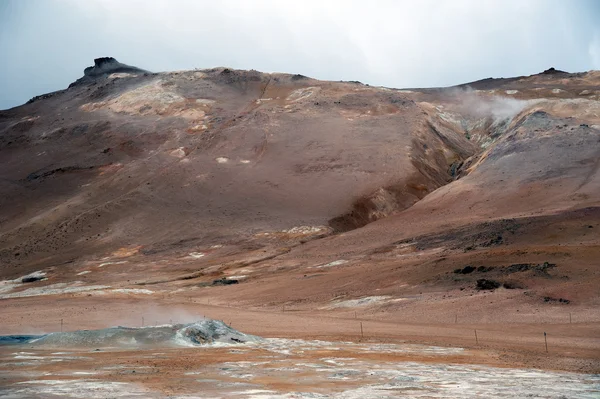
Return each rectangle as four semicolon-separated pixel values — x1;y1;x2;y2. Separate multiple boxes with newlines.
505;262;556;275
27;92;59;104
211;278;239;286
505;263;535;273
21;276;44;283
454;265;476;274
543;296;570;304
20;271;46;283
502;281;524;289
476;279;501;290
482;235;503;247
26;165;98;181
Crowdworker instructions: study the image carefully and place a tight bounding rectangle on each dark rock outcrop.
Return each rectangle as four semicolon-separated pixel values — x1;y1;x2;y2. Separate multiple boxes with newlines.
84;57;147;78
543;296;570;304
21;276;44;283
69;57;148;87
212;278;239;286
454;265;476;274
541;67;567;75
476;279;501;290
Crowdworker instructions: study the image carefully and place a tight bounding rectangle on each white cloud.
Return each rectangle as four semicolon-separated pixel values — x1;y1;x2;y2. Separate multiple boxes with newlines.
1;0;598;109
590;31;600;69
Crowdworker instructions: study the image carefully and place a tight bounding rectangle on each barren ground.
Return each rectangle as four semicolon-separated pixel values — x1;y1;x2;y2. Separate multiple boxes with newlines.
1;61;599;396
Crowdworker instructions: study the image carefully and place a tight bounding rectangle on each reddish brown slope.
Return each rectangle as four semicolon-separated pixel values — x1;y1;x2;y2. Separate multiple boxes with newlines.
0;63;599;373
0;60;474;276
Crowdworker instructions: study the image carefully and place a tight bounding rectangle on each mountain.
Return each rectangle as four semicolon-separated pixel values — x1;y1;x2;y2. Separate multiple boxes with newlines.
1;59;599;325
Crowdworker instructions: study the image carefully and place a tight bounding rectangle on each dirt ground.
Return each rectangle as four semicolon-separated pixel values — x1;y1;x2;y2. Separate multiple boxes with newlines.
1;293;599;374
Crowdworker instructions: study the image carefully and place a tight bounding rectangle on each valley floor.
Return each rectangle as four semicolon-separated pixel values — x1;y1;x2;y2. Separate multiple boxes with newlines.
1;294;599;375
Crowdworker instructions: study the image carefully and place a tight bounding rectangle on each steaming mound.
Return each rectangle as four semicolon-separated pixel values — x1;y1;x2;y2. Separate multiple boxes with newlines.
0;320;260;348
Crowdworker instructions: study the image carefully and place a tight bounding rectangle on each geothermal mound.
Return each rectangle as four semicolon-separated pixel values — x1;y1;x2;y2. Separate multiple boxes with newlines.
0;320;260;348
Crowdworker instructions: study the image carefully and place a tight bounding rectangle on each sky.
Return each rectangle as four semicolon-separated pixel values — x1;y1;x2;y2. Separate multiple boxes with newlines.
1;0;599;110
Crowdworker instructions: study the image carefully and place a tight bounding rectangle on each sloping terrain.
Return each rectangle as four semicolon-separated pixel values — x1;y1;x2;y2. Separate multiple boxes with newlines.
0;59;599;375
0;58;476;273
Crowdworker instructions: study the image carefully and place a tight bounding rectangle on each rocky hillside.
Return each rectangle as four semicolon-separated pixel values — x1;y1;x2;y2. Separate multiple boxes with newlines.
0;58;599;313
0;58;477;270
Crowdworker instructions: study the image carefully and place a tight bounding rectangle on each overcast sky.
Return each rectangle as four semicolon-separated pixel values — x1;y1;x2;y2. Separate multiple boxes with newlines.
1;0;599;110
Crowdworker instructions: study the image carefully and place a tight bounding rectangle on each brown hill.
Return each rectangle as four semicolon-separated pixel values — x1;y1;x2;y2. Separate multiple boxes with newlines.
1;61;599;351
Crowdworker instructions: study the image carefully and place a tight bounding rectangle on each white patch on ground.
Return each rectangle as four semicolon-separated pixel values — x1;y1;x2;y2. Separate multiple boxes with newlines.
170;147;186;158
98;261;128;268
0;283;110;299
189;252;205;259
505;90;519;94
108;72;137;79
76;271;91;276
250;338;343;356
326;296;391;309
0;281;16;295
199;339;599;398
227;275;247;280
5;336;597;398
255;98;273;104
435;109;463;126
287;87;319;102
315;259;348;268
240;159;251;164
216;157;229;164
10;379;149;398
0;271;48;295
283;225;331;236
195;99;215;106
189;123;208;132
14;355;45;360
552;88;564;94
80;80;206;120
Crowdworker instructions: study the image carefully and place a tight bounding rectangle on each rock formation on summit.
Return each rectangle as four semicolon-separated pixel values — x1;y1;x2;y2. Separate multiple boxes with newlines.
71;57;148;86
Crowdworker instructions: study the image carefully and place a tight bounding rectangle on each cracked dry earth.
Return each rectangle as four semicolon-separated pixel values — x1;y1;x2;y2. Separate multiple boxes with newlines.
1;60;600;397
